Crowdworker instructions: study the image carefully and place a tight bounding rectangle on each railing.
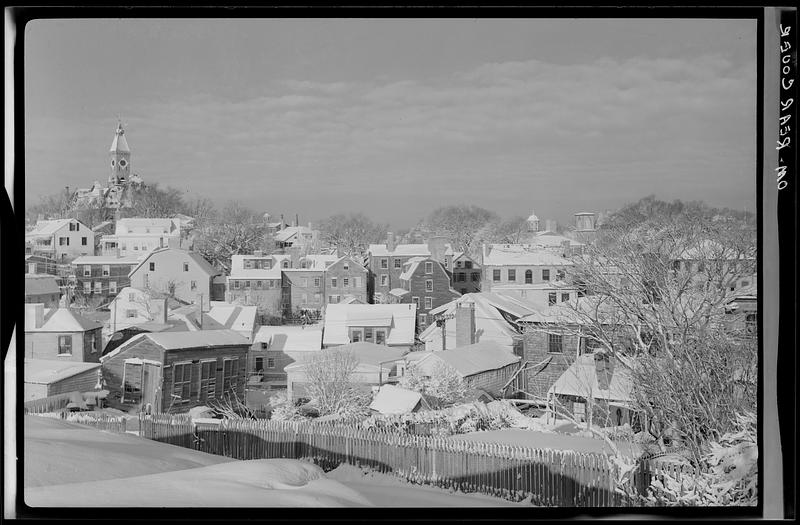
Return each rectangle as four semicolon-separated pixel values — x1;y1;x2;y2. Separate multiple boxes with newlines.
138;414;658;506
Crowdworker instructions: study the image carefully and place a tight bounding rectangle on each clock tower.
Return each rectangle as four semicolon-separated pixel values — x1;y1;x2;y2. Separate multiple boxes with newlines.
109;121;131;186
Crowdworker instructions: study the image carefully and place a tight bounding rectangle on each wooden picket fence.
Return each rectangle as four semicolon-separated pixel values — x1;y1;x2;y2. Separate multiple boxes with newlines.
23;391;80;414
29;409;129;433
138;414;673;506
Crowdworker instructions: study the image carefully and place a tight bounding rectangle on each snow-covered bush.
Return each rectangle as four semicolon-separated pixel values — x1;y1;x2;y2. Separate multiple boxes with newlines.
642;411;757;506
268;392;304;422
398;361;469;409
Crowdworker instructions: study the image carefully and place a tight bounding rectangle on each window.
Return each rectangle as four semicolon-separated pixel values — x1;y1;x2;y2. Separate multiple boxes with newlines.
69;223;76;231
329;295;341;304
343;262;349;271
268;280;275;288
493;269;501;282
343;277;349;287
59;237;67;246
418;314;428;327
376;330;386;345
283;261;289;269
254;357;264;372
121;243;127;251
109;281;117;294
331;278;338;288
542;269;550;281
381;258;389;269
81;237;88;246
350;329;362;342
233;280;240;289
412;297;420;308
548;292;557;306
172;362;192;403
583;338;602;354
424;297;433;309
57;335;72;355
128;292;135;301
95;281;103;294
741;280;750;287
314;292;322;303
191;281;197;291
102;265;110;276
465;261;473;269
425;280;433;292
133;244;139;251
149;262;155;271
472;272;480;282
256;280;262;289
556;270;566;281
380;274;388;286
245;280;251;289
745;313;757;335
126;309;137;318
267;358;275;369
314;277;321;287
83;266;91;277
457;273;466;282
548;334;563;353
508;269;516;282
89;333;97;354
200;361;217;400
365;327;374;342
222;358;239;394
83;281;91;293
561;293;570;303
425;262;433;274
394;258;402;269
123;362;142;401
183;262;189;272
525;270;533;284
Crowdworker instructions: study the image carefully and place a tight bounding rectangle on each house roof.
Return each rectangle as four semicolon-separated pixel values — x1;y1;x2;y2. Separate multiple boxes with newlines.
548;354;634;404
116;218;179;235
26;219;81;238
274;226;314;243
71;255;144;266
253;325;323;352
101;329;250;361
323;304;417;346
482;245;574;267
368;243;432;257
25;274;60;296
369;385;424;415
399;256;430;280
289;254;340;271
128;248;219;278
204;304;258;334
25;307;103;333
530;233;585;248
24;359;100;385
229;254;291;279
389;288;409;297
417;341;520;377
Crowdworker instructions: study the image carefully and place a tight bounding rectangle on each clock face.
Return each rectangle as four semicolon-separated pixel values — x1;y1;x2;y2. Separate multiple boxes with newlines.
111;159;115;167
119;159;127;168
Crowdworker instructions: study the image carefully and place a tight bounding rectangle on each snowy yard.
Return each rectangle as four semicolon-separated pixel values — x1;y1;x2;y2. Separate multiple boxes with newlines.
24;415;521;507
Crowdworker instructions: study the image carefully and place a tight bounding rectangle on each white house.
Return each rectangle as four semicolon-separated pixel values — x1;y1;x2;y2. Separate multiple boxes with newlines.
99;218;182;257
25;219;94;262
322;303;417;350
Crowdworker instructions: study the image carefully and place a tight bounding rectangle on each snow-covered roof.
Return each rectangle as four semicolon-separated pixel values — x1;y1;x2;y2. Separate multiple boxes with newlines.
25;274;60;296
25;307;103;333
71;255;144;266
253;325;323;352
290;254;339;271
323;304;417;346
399;256;430;280
369;385;424;415
416;341;520;377
368;244;432;257
102;329;250;362
482;245;575;267
229;254;291;279
529;233;585;248
116;218;179;235
287;342;407;372
128;248;219;279
548;354;634;404
389;288;410;297
24;358;100;385
274;226;314;243
205;304;258;334
527;210;539;222
26;219;81;238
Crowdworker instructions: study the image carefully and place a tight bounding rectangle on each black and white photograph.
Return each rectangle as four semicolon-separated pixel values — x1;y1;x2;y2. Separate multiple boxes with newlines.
3;7;795;518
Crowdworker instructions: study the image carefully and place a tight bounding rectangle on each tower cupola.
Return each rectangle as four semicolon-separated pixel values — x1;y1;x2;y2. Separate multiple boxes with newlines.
109;120;131;185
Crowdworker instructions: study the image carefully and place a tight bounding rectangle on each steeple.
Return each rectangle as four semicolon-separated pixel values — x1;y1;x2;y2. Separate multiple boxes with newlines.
526;209;540;232
109;119;131;185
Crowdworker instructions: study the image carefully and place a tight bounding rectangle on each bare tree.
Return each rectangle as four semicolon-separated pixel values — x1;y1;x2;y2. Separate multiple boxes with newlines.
301;347;371;417
193;201;271;273
126;183;185;218
419;205;499;256
319;212;388;258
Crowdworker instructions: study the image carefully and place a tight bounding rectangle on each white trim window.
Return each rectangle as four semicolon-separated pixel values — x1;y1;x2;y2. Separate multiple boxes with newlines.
425;262;433;274
109;281;117;294
94;281;103;294
83;265;91;277
425;280;433;292
102;265;110;276
424;297;433;309
83;281;91;293
57;335;72;355
380;274;388;286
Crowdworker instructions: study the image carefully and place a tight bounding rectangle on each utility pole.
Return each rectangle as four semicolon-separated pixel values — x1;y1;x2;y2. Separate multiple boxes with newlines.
434;312;455;351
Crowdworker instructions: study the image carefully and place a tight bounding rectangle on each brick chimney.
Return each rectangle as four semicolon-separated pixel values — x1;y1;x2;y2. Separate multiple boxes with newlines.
149;298;169;325
24;303;45;330
455;302;476;348
386;232;396;253
595;352;614;390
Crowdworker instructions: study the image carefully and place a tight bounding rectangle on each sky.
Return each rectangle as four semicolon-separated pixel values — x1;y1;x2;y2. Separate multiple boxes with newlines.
24;18;757;229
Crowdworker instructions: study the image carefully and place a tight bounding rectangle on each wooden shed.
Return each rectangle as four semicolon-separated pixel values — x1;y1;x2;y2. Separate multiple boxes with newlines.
24;359;101;401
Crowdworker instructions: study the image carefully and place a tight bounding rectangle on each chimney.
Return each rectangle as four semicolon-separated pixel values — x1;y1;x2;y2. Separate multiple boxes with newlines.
595;352;614;390
455;302;476;348
148;298;168;325
295;214;299;227
24;303;46;330
427;236;447;263
386;232;396;252
280;214;285;230
561;240;571;258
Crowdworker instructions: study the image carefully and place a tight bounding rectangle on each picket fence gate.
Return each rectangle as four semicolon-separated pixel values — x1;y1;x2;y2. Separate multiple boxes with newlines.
135;414;682;506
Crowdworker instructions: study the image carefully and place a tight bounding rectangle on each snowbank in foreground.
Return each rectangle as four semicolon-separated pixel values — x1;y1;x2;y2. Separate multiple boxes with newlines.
26;459;373;507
